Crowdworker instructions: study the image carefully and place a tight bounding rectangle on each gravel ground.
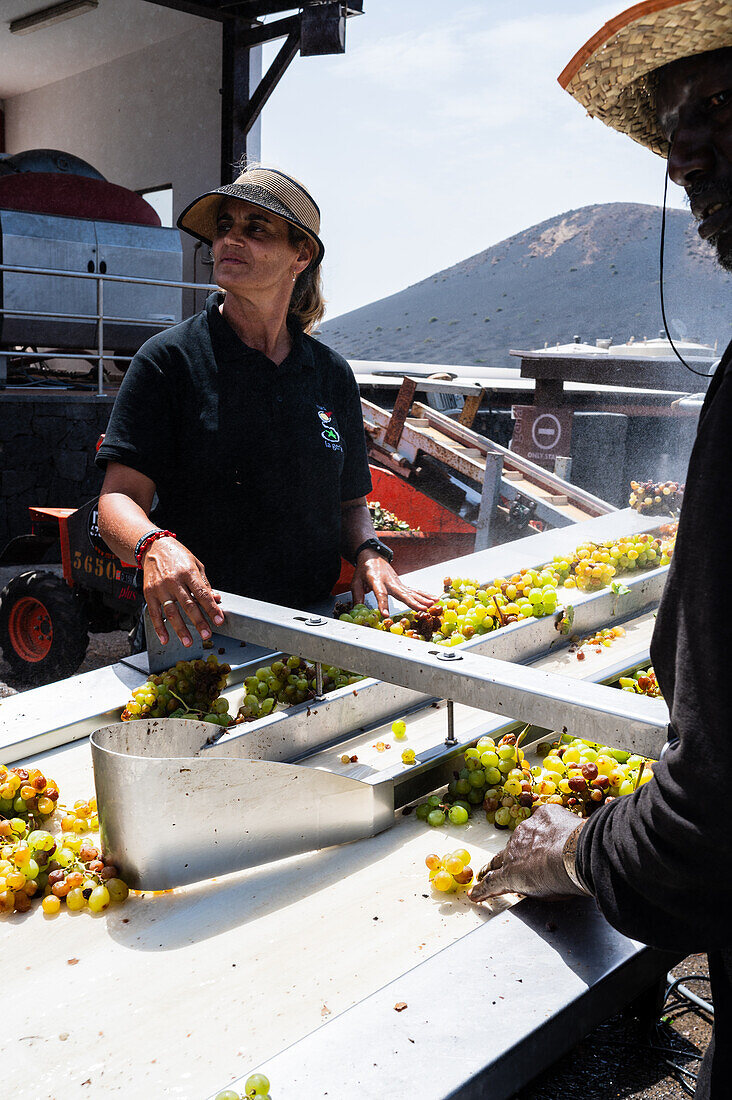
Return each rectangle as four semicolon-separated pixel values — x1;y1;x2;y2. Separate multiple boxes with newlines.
0;637;713;1097
517;954;713;1099
0;629;130;696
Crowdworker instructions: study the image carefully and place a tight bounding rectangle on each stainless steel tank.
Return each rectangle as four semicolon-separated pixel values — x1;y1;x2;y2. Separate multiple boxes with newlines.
0;210;183;351
0;149;183;353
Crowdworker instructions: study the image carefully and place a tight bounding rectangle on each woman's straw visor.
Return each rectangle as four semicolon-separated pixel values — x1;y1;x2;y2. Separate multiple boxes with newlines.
177;166;324;266
558;0;732;157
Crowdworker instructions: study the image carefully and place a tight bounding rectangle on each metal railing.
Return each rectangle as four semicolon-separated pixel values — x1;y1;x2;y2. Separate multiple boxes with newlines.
0;262;218;396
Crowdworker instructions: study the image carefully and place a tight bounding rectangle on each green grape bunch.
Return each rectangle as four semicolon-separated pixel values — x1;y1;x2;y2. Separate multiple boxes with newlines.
236;656;363;723
120;655;232;726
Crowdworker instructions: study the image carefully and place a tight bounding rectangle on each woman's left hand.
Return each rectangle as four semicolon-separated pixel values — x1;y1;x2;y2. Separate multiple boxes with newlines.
351;552;436;616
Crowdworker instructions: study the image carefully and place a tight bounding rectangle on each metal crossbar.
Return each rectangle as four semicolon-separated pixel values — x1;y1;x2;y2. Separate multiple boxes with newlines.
0;261;219;396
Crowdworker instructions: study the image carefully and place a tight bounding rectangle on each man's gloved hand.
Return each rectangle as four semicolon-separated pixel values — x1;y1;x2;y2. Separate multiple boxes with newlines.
468;804;589;903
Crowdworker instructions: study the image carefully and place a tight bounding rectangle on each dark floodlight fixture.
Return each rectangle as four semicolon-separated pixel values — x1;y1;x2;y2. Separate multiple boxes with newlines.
9;0;98;36
301;2;347;56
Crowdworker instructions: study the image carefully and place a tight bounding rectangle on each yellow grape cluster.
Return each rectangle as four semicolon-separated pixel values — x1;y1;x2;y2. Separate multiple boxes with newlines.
618;667;663;699
121;655;231;723
340;527;675;649
526;736;655;817
426;848;475;892
0;764;59;819
59;797;99;834
630;480;683;516
569;625;626;660
0;814;128;916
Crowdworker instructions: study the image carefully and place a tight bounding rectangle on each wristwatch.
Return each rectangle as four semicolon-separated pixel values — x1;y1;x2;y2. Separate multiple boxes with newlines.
353;537;394;565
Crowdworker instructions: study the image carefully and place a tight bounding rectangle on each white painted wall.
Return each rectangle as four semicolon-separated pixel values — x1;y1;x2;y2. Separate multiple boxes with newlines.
3;24;241;308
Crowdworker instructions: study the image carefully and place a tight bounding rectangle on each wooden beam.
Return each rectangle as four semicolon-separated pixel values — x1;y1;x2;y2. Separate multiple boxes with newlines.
458;388;485;429
383;377;418;450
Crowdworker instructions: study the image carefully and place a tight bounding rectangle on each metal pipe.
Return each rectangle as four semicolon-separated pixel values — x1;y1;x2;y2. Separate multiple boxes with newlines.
665;973;714;1016
0;307;178;327
0;261;218;292
96;276;104;397
2;349;134;363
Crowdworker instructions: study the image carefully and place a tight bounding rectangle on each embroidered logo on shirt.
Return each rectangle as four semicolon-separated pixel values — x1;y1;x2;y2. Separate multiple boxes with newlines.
317;407;342;451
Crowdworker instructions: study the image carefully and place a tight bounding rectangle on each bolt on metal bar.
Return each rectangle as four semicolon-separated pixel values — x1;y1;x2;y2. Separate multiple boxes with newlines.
445;699;456;746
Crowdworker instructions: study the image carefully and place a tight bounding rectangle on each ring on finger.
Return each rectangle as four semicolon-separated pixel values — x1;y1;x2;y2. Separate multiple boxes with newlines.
162;599;176;608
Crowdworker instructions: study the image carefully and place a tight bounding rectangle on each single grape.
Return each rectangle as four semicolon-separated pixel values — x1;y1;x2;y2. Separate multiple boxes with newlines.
42;894;61;915
427;809;445;827
391;719;407;739
245;1073;271;1097
448;805;469;825
66;888;86;911
105;878;130;904
88;885;111;913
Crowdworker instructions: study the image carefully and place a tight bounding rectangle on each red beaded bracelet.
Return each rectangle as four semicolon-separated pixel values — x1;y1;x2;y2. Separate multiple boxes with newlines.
134;529;176;568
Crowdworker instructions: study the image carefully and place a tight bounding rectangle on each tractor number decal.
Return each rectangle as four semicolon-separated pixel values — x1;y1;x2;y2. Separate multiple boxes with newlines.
73;551;116;580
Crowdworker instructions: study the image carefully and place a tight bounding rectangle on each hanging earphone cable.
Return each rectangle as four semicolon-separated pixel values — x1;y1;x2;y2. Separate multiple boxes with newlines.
660;167;714;379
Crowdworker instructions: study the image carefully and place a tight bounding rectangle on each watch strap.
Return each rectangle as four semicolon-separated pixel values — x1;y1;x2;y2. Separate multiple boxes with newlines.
353;537;393;565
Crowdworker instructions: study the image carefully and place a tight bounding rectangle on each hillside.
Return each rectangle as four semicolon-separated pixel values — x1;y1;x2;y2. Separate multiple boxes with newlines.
319;203;732;367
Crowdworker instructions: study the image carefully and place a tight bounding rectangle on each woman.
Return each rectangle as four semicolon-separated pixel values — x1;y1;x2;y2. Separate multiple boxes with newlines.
97;165;433;649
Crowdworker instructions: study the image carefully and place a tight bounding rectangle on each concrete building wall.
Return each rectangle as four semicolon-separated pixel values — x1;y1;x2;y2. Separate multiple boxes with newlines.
4;25;227;305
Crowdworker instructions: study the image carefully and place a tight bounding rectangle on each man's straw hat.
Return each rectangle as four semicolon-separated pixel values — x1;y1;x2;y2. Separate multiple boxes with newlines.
558;0;732;157
177;166;324;267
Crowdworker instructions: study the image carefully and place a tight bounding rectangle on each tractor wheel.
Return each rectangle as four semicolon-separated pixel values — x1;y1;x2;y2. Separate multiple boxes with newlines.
0;571;89;684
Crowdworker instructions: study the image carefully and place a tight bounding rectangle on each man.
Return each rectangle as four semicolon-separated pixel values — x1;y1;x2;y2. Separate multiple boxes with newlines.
468;4;732;1095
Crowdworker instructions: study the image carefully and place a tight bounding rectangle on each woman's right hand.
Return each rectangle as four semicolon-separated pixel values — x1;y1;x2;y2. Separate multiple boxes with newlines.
143;537;224;647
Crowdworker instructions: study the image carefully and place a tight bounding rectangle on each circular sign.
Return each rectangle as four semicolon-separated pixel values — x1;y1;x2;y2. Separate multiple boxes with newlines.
531;413;562;451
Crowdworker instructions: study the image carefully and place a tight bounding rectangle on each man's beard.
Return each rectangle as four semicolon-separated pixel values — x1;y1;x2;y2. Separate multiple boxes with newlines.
710;230;732;272
687;179;732;271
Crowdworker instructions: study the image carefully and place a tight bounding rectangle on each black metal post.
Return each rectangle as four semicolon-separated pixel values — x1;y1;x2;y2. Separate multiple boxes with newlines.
221;18;253;182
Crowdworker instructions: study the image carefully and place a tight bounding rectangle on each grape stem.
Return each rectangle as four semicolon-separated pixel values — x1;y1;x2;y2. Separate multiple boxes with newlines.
168;688;203;718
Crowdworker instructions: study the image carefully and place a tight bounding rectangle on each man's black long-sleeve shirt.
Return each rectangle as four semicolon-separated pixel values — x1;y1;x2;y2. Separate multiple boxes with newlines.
576;341;732;1095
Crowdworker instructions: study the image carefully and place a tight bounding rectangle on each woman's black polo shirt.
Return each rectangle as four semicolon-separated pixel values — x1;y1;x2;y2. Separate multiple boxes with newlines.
97;292;372;606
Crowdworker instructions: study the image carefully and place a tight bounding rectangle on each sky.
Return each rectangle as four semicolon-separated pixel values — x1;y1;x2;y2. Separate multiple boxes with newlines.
261;1;688;322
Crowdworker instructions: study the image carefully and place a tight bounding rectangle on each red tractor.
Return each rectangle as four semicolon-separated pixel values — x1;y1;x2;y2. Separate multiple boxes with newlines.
0;498;142;683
